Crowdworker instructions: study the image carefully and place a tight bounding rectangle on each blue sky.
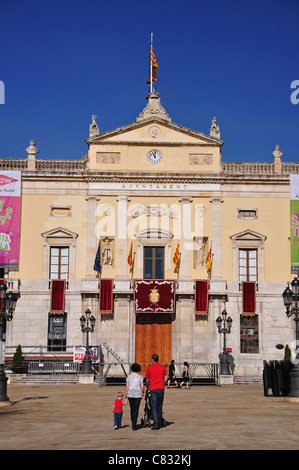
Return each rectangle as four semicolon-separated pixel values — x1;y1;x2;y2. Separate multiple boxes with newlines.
0;0;298;163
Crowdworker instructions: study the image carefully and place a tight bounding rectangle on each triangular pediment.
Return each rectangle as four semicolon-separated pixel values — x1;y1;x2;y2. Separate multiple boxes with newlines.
41;227;78;240
230;229;267;242
87;116;223;147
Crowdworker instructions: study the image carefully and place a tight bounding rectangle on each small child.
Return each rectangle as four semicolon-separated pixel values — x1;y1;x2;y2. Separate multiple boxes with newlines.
112;391;127;429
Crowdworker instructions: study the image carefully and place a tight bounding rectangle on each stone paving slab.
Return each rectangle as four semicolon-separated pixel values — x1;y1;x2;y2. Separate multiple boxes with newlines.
0;383;298;452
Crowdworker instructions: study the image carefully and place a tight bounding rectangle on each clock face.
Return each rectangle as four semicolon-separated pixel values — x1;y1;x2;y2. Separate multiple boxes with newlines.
148;150;162;164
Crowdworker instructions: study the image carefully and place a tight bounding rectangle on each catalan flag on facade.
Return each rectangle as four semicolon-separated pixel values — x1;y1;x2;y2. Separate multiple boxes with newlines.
173;243;180;272
206;244;212;275
128;242;133;273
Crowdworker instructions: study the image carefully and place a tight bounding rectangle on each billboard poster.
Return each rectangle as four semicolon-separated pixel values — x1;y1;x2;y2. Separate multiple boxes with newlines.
290;175;299;273
73;346;101;363
0;171;21;267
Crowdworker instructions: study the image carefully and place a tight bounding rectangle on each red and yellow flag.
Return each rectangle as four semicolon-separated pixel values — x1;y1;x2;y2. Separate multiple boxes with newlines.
128;242;133;273
151;44;158;82
206;244;212;274
173;243;180;272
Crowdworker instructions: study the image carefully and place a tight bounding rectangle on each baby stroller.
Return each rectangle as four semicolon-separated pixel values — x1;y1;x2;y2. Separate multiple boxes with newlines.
141;389;153;427
140;389;167;428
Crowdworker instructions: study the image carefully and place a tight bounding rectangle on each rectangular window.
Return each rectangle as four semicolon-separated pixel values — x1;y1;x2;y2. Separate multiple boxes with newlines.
239;249;257;282
144;246;164;279
48;314;67;352
50;247;69;280
240;314;259;354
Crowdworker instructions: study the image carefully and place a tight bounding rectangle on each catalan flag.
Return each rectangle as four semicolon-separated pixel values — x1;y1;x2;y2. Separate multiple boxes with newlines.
150;44;158;82
206;244;212;274
128;242;133;273
147;42;159;85
173;243;180;272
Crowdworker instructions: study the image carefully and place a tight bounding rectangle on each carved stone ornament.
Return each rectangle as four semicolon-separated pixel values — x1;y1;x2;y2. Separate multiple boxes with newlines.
89;114;100;137
137;91;171;122
26;140;39;155
209;117;220;139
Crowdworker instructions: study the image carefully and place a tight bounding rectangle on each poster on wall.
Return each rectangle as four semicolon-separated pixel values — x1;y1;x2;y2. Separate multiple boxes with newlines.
290;175;299;273
73;346;101;363
0;171;21;267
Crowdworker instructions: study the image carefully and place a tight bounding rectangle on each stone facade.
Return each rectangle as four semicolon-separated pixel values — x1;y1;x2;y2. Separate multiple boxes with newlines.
1;91;298;378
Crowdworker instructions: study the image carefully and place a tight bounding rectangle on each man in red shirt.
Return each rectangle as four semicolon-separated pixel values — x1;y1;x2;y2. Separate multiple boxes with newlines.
145;353;167;430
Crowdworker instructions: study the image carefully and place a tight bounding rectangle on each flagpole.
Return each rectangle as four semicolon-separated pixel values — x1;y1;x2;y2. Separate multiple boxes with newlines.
150;33;153;93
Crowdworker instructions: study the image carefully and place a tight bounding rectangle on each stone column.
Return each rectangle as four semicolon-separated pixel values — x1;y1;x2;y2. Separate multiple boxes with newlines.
85;196;100;277
178;197;193;279
116;196;131;281
209;194;226;293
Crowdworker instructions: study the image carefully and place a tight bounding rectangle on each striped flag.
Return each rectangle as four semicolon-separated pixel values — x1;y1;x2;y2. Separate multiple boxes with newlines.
173;243;180;272
150;44;158;82
206;244;212;274
127;242;133;273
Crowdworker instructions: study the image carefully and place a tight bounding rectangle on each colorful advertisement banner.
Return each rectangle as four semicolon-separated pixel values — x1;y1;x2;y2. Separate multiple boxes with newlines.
73;346;101;363
0;171;21;267
290;175;299;273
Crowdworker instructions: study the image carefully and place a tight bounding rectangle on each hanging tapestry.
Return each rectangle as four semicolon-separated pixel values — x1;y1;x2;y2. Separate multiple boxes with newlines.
100;278;113;314
195;279;209;316
50;279;66;314
242;281;256;315
134;279;176;314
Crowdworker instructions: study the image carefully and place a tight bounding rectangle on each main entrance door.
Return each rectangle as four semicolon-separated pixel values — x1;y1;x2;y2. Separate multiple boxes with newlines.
135;313;172;370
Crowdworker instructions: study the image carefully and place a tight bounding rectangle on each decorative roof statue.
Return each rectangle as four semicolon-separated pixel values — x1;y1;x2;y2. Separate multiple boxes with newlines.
26;140;39;155
89;115;100;137
272;144;283;174
209;117;220;139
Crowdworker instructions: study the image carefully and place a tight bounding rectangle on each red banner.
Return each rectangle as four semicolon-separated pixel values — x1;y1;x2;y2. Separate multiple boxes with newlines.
195;280;209;316
134;279;176;314
50;279;65;314
100;278;113;314
242;281;256;315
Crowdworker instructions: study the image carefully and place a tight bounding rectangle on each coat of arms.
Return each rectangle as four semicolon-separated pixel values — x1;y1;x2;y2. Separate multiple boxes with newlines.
149;287;160;311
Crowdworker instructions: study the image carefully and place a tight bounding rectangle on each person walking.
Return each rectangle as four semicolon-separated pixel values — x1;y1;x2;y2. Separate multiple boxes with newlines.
112;391;127;429
167;359;178;388
145;353;167;430
125;363;144;430
180;361;190;389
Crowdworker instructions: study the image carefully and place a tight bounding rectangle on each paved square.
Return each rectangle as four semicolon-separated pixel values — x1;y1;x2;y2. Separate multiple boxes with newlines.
0;383;298;451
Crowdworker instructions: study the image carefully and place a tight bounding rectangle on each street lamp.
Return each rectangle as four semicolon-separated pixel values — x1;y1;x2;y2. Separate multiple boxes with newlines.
282;277;299;396
216;308;233;375
80;308;96;375
0;281;18;403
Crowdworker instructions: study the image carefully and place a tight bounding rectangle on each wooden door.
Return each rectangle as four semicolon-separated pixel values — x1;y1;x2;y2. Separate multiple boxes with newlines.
135;314;172;372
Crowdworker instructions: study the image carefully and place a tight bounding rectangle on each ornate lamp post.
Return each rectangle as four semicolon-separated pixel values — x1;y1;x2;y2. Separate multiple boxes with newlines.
282;277;299;396
216;308;233;375
80;308;96;375
0;281;18;403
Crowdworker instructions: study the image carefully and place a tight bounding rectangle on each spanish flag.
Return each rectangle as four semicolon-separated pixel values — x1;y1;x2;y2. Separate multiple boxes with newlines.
206;244;212;274
147;43;159;84
127;242;133;273
173;243;180;272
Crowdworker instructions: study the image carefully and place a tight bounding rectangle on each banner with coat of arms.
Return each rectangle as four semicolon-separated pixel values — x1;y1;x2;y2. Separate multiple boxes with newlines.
134;279;176;314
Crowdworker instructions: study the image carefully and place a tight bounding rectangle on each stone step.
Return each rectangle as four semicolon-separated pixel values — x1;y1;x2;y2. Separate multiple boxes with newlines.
233;376;263;384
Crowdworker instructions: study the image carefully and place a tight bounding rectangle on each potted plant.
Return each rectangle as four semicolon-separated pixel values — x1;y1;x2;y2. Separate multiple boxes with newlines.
11;344;27;374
